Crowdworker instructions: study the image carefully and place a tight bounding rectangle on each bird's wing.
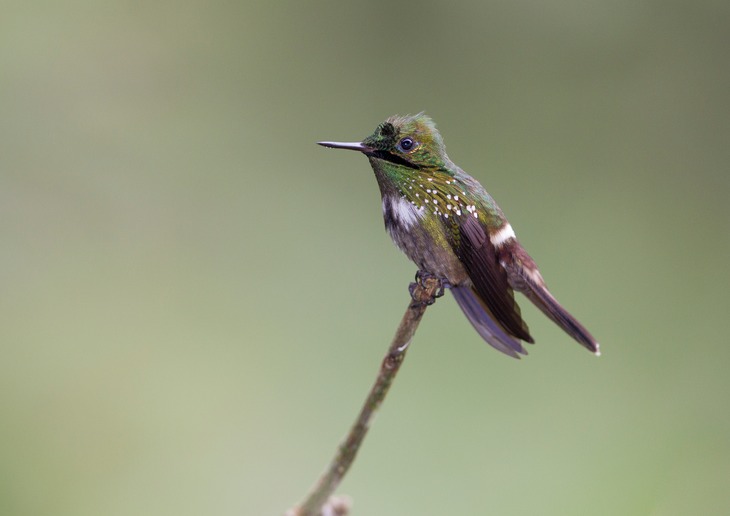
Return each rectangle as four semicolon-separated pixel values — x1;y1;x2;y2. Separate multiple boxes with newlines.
453;215;534;345
497;241;600;354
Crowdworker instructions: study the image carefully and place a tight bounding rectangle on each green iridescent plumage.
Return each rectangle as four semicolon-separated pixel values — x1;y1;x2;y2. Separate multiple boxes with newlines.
363;114;506;227
318;114;599;358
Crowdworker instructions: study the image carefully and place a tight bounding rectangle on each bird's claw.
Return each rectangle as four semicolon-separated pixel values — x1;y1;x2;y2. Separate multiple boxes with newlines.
409;270;449;305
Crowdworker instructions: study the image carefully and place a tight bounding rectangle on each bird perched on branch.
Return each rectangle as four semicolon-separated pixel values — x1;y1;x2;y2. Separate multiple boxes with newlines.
319;113;599;359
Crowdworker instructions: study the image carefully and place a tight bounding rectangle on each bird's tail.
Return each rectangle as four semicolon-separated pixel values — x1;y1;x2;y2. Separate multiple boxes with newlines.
521;283;601;355
451;286;529;359
498;241;601;356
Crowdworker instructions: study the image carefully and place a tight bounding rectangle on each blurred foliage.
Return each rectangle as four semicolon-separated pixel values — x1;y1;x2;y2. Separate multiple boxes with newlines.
1;1;729;515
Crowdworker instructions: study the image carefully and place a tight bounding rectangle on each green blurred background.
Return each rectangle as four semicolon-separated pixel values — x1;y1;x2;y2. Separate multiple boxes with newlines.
2;1;729;515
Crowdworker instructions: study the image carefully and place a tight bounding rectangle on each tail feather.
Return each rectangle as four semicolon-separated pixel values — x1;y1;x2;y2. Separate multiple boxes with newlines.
451;286;528;359
498;241;600;355
523;284;600;355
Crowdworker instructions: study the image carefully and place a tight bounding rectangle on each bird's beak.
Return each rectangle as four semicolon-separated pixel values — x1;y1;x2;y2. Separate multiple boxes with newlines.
317;141;373;153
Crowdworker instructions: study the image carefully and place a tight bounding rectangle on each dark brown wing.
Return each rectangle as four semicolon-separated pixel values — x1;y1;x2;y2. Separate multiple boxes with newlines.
498;241;600;354
454;216;534;343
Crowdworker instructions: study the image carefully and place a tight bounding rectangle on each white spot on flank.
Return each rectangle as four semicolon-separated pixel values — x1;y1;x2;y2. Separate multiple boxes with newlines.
489;223;516;247
428;178;433;181
447;194;452;199
456;209;462;216
454;195;459;201
473;212;478;218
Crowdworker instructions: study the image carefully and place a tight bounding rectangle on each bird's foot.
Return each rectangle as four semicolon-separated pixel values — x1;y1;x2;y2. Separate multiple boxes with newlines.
409;270;449;306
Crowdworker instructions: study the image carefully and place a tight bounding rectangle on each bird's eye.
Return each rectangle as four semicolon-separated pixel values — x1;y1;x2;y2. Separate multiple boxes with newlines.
398;137;414;152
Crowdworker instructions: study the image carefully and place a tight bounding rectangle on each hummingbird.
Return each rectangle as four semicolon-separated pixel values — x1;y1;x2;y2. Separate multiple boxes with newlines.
318;113;599;358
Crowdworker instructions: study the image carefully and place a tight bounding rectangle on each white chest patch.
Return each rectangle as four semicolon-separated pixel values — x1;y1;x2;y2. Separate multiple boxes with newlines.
382;196;424;230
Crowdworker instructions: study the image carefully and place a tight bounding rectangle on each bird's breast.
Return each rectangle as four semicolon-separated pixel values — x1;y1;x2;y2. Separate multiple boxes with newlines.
381;195;423;231
381;195;468;283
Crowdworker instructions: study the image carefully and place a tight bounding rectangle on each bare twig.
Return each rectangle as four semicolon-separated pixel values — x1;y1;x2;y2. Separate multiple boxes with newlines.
286;276;442;516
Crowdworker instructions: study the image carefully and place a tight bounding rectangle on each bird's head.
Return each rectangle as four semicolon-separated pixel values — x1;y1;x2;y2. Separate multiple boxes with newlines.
318;113;450;172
